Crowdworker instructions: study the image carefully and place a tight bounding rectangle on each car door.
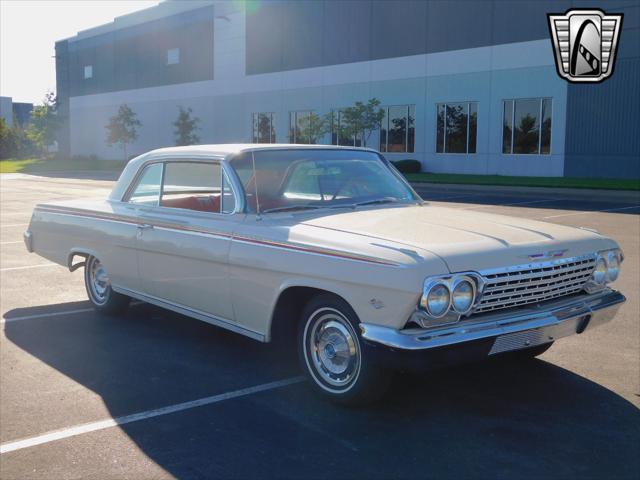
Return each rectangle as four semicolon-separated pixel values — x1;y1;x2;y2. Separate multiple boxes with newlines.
128;158;240;322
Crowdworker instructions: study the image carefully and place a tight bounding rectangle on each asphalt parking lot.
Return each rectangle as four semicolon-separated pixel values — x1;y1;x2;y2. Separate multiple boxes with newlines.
1;172;639;479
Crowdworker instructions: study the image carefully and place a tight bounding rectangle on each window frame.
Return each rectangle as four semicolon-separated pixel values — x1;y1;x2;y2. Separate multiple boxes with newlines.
379;104;415;154
252;112;277;143
123;159;241;216
83;65;93;80
501;97;552;155
166;48;180;66
435;101;478;155
330;109;362;147
289;110;315;144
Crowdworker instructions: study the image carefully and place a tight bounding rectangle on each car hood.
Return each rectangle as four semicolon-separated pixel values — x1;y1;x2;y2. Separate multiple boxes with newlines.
299;205;617;272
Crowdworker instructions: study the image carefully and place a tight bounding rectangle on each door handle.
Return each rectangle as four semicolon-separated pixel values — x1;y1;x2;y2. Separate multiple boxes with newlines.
137;224;153;237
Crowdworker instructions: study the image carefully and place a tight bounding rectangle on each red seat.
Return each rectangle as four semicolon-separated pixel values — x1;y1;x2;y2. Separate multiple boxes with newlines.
161;195;221;213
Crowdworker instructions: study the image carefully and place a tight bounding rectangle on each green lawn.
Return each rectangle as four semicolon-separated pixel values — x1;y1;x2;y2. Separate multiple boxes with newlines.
404;173;640;191
0;157;126;174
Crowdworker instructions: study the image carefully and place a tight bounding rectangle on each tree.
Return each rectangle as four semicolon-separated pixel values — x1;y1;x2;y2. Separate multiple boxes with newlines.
105;104;141;160
0;118;16;159
298;112;331;144
0;118;33;159
339;98;385;148
25;91;61;154
173;106;201;146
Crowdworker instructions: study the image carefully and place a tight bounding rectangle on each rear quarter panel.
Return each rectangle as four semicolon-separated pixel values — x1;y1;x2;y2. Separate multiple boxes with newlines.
28;201;139;291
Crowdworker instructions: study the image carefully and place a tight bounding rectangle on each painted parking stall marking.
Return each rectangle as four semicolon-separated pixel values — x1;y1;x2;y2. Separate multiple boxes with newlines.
0;376;304;454
0;263;57;272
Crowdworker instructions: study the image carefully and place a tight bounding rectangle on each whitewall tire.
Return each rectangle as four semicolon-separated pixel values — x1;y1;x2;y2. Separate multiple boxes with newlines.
84;256;129;314
298;294;390;405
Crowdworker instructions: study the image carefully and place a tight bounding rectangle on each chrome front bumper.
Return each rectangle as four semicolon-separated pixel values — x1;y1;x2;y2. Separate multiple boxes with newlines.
360;290;625;353
23;230;33;253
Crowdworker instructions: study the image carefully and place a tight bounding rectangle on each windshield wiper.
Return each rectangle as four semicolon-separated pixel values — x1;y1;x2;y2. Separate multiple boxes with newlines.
352;197;399;208
261;204;324;214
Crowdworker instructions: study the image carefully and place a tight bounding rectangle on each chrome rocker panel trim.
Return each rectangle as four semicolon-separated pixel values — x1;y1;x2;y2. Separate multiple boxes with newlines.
360;290;625;352
112;286;266;342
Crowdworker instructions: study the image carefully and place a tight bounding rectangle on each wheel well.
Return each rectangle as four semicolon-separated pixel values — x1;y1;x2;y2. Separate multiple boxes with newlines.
269;287;346;343
67;251;89;272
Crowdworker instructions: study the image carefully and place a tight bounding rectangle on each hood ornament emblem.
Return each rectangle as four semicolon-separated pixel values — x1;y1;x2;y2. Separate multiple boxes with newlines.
522;249;569;261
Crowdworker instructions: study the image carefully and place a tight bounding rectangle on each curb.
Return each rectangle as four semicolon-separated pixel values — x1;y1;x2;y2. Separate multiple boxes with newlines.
409;182;640;203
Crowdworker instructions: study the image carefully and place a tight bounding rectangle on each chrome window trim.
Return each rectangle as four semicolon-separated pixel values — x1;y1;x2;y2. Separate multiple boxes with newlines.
122;157;243;215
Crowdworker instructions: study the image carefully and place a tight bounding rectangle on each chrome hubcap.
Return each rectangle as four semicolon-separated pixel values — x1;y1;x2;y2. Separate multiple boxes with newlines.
306;311;360;389
88;258;110;304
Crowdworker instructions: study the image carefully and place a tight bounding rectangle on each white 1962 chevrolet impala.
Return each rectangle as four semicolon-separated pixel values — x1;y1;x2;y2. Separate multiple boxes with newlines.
24;145;625;404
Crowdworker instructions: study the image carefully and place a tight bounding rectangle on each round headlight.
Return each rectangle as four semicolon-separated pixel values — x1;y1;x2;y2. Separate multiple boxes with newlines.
452;278;475;314
607;251;620;282
426;283;450;317
593;257;607;284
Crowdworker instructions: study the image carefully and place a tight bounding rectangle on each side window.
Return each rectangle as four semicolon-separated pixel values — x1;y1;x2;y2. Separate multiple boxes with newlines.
160;162;224;214
128;163;163;206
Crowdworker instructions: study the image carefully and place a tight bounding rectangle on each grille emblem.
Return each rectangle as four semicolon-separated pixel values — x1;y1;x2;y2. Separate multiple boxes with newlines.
548;8;623;83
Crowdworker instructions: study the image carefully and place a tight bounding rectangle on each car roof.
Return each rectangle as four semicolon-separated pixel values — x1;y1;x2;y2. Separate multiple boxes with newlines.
109;144;377;201
140;143;375;160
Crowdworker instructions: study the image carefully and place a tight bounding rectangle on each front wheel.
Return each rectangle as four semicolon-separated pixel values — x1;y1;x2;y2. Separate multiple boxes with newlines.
84;255;129;315
298;294;390;405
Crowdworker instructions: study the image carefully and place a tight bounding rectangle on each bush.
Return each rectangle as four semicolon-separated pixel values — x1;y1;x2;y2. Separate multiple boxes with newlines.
392;159;421;174
0;119;38;159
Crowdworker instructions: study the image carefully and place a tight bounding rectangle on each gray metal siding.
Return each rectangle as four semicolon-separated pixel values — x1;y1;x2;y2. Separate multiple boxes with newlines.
63;6;214;97
246;0;566;75
564;1;640;179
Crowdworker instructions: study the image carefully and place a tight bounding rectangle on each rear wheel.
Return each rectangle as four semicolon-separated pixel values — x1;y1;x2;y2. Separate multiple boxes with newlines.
84;256;129;315
298;294;390;405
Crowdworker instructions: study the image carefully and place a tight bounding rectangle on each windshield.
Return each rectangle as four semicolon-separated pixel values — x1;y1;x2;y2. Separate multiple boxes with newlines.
230;149;419;214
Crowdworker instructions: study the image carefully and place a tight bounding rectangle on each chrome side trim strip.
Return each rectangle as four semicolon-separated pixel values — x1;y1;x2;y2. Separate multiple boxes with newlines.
360;290;625;351
34;206;399;267
232;235;398;266
112;286;266;342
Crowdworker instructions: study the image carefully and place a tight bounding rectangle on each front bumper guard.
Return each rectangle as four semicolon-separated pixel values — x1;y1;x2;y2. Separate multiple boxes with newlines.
360;290;625;353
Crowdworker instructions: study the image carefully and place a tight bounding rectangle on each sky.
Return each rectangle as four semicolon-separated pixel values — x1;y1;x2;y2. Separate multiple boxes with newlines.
0;0;159;104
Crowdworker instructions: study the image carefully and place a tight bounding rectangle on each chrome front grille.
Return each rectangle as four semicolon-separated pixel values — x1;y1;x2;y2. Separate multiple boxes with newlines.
474;255;597;314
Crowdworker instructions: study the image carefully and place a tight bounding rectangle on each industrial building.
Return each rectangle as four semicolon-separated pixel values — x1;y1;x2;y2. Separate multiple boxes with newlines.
55;0;639;178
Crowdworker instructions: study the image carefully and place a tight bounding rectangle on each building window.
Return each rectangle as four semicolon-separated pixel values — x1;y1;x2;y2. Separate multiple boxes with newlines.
436;102;477;154
252;113;276;143
167;48;180;65
289;110;317;144
330;109;362;147
83;65;93;79
502;98;552;154
380;105;415;153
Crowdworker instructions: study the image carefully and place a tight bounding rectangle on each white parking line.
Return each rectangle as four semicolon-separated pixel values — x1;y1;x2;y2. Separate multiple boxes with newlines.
0;376;305;454
1;307;95;324
0;223;28;228
0;241;23;245
541;205;640;219
0;263;57;272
